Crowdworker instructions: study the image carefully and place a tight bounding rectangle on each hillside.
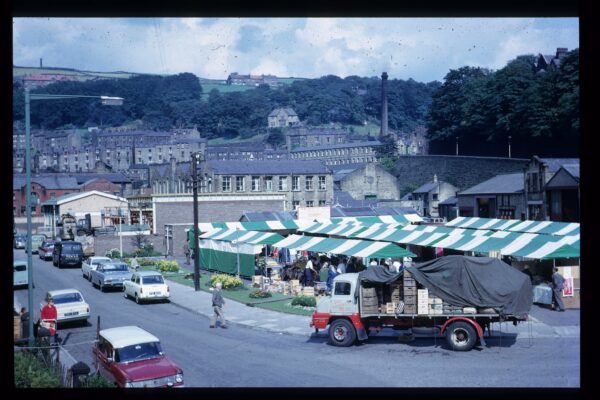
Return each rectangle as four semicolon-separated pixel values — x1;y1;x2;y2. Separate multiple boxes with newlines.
13;65;144;81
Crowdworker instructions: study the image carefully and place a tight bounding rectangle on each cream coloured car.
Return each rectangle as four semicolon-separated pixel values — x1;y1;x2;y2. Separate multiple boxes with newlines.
123;271;170;304
40;289;90;327
82;256;112;281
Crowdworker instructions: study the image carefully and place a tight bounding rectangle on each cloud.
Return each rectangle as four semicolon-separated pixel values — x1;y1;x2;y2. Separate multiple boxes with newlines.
12;17;579;82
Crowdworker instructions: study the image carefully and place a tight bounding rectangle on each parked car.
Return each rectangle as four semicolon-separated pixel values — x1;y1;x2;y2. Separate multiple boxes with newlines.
40;289;90;327
13;260;28;288
38;239;56;260
92;326;184;388
124;271;170;304
90;261;132;292
14;234;26;249
82;256;112;281
52;241;84;268
30;234;47;254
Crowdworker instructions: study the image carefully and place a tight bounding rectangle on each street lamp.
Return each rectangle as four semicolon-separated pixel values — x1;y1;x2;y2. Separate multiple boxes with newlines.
24;91;123;346
455;136;459;156
508;135;512;159
190;152;203;291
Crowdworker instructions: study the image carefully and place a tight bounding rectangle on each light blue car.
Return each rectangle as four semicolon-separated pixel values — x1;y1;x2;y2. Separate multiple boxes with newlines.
13;260;28;288
90;261;132;292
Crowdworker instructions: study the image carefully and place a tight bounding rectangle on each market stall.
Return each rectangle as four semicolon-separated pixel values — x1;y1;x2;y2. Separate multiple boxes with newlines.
197;229;284;277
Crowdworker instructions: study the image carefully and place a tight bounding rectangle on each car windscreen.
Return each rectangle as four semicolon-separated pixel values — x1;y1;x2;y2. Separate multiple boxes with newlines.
105;264;128;273
115;341;163;363
52;292;83;304
14;264;27;272
142;275;164;285
62;243;83;251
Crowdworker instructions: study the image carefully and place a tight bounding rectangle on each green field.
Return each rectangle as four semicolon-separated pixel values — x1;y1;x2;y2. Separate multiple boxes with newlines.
13;66;142;81
207;133;267;145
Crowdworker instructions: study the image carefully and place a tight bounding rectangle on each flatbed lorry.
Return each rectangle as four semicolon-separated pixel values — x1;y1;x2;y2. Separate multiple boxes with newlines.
311;256;532;351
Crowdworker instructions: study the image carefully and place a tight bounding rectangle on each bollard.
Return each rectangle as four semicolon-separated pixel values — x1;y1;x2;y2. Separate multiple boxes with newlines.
71;361;91;387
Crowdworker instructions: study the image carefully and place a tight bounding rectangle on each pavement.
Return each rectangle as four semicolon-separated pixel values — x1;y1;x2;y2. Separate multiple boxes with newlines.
166;256;581;340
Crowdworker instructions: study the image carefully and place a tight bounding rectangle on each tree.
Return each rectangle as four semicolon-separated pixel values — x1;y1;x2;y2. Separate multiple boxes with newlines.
265;128;285;148
375;135;398;173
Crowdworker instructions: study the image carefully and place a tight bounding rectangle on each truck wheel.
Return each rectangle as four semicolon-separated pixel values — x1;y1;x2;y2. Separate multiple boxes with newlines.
329;319;356;347
446;321;477;351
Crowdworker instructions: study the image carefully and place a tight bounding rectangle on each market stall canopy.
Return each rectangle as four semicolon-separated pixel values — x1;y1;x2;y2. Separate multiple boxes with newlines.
406;256;533;316
328;214;422;224
446;217;580;236
298;221;406;237
199;229;284;245
196;220;314;232
351;224;492;243
271;234;416;259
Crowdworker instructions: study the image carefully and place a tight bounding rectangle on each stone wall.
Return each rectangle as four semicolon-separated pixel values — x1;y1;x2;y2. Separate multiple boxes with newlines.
394;155;528;197
340;163;400;200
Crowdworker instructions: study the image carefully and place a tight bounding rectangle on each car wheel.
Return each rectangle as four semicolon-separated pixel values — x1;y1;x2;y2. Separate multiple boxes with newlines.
99;282;105;292
328;319;357;347
445;321;477;352
135;294;141;304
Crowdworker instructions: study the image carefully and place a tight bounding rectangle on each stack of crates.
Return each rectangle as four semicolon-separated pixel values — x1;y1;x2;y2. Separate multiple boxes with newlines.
403;270;417;314
302;286;315;297
385;302;397;314
252;275;264;288
361;287;379;314
417;288;429;314
428;294;444;315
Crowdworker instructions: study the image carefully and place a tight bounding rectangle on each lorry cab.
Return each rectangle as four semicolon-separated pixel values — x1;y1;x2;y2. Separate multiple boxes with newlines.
329;273;359;315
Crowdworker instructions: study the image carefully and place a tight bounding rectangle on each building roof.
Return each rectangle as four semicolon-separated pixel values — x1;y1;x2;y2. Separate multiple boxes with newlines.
41;190;128;206
268;107;297;117
413;181;440;194
207;142;265;152
70;173;131;184
562;164;580;180
540;158;580;173
333;191;378;208
240;211;296;222
13;174;80;190
207;159;330;174
97;130;172;138
458;173;524;195
291;141;381;152
287;127;348;136
438;196;457;205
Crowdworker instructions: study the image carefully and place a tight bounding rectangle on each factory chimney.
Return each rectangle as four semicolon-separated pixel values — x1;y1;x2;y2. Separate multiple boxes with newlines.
40;58;43;68
380;72;388;138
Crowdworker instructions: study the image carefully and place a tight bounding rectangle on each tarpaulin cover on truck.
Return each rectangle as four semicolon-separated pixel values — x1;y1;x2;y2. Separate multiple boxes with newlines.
406;255;532;316
357;265;402;284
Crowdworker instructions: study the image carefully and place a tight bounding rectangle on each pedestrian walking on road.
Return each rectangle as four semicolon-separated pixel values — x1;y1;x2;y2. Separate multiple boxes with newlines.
183;241;190;265
210;282;227;328
552;267;566;312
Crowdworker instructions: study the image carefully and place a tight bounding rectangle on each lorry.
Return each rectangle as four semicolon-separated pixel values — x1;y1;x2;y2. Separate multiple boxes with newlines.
310;255;532;351
58;213;95;258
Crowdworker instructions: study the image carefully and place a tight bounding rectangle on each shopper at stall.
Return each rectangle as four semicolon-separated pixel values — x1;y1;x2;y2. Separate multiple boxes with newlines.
336;257;347;274
346;257;356;273
183;241;191;265
40;295;58;344
552;267;566;312
326;260;338;292
303;257;316;287
210;282;228;328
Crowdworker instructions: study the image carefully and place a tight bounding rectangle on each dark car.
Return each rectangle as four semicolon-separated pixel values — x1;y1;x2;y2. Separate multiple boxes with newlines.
14;234;26;249
38;239;56;260
52;241;84;269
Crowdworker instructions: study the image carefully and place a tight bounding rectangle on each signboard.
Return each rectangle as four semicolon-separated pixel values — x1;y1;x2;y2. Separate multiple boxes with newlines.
297;206;330;221
563;277;574;297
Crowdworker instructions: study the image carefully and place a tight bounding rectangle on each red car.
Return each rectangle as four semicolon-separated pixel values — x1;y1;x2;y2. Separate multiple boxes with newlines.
38;239;56;260
92;326;184;388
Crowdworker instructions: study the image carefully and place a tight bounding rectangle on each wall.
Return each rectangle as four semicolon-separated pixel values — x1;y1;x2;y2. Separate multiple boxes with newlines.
340;163;400;200
58;194;127;227
458;193;525;219
394;155;528;196
93;234;155;257
153;194;286;235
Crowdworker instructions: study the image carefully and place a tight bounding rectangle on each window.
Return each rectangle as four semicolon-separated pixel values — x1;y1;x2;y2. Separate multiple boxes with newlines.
251;176;261;191
292;200;300;209
279;176;288;191
334;282;351;295
318;176;326;190
319;200;326;206
292;176;300;191
222;176;231;192
265;176;273;191
305;176;314;190
306;201;314;207
236;176;245;192
432;193;438;201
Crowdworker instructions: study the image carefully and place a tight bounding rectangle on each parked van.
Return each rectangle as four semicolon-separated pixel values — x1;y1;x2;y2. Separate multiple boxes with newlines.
13;260;28;288
52;241;84;268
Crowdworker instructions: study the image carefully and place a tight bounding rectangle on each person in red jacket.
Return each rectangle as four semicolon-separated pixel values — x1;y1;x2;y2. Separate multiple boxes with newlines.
40;295;58;341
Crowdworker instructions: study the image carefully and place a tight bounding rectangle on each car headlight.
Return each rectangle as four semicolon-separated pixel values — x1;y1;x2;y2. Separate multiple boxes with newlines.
175;373;183;383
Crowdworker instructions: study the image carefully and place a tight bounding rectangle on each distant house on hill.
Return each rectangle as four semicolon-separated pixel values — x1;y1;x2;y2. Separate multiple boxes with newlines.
226;72;278;87
535;47;569;73
268;108;300;128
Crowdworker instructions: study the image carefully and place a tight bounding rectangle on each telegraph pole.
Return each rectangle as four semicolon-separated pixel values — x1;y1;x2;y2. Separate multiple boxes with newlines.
191;152;202;291
508;135;512;158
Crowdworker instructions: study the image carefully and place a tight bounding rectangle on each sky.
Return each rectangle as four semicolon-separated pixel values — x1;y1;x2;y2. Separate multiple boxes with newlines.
12;17;579;83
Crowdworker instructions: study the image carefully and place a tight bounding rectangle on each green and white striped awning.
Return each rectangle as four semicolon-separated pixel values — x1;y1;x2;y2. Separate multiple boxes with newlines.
271;234;416;259
329;214;422;224
199;229;285;245
197;220;314;232
351;224;492;244
446;217;580;236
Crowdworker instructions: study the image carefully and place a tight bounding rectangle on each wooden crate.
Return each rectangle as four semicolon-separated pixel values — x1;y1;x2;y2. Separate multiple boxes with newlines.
385;302;397;313
403;305;416;314
404;287;417;296
291;279;301;288
362;306;379;314
403;295;416;305
361;287;376;297
252;275;264;287
362;297;378;306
